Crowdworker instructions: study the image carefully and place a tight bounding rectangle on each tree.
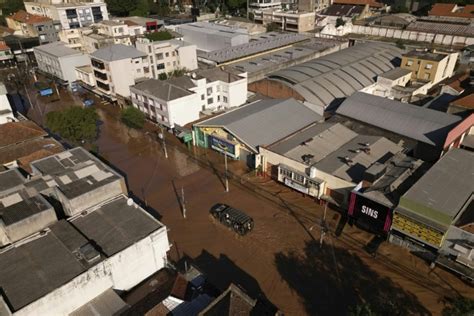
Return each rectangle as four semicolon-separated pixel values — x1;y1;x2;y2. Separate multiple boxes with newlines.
121;106;145;129
1;0;25;17
226;0;246;15
130;0;149;17
46;107;98;143
442;296;474;316
349;304;376;316
395;39;406;50
158;73;168;80
145;30;174;41
336;17;346;28
105;0;137;17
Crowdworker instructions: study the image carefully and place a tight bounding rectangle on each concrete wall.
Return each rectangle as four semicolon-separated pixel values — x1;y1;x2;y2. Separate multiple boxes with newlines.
3;207;57;244
177;44;198;72
351;24;474;47
55;180;125;217
168;94;202;128
10;225;169;316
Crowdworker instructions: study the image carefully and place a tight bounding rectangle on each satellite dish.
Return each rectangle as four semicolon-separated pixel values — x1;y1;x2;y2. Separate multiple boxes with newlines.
127;198;134;206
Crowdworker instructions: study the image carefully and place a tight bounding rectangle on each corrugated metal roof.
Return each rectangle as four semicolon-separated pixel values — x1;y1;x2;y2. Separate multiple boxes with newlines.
196;99;323;152
401;149;474;220
268;42;402;109
336;92;462;147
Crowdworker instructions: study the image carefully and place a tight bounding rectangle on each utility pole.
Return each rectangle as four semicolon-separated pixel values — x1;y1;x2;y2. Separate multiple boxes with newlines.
158;126;168;159
181;186;186;219
224;151;229;192
320;202;328;248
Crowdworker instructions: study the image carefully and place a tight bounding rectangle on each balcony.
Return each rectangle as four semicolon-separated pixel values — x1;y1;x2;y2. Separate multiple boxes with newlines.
91;59;105;70
94;70;108;81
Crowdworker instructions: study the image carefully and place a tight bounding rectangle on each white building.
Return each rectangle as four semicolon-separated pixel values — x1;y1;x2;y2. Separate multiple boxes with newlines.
135;38;198;79
0;83;14;124
130;68;248;128
175;22;249;52
34;41;90;86
24;0;109;30
89;44;151;99
0;147;170;316
249;0;282;12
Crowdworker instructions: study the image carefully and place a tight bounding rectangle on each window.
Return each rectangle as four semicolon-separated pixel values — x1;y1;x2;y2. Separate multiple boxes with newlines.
280;168;292;178
292;173;304;183
201;94;205;100
207;98;213;104
172;51;176;56
216;85;220;92
134;59;140;64
223;96;228;103
157;63;165;70
217;96;220;101
148;46;152;53
156;53;163;60
39;35;46;41
207;87;212;95
37;25;44;32
406;59;413;66
165;52;169;57
424;73;430;80
425;63;433;70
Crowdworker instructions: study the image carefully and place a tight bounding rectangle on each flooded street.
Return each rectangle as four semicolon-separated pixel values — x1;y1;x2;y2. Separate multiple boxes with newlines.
92;105;474;315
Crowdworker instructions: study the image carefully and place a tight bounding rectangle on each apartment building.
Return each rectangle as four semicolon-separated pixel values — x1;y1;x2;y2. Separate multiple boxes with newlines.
130;68;247;128
59;20;143;53
34;41;90;86
0;41;14;68
6;10;61;44
249;0;282;12
253;9;316;32
135;37;197;79
90;44;151;99
401;50;459;85
25;0;109;30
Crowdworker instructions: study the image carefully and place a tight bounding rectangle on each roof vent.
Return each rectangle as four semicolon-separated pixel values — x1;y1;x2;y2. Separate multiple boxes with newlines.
127;198;134;206
344;156;353;165
191;73;197;79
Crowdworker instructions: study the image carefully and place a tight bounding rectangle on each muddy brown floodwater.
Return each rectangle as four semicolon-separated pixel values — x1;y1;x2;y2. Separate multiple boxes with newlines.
91;106;474;315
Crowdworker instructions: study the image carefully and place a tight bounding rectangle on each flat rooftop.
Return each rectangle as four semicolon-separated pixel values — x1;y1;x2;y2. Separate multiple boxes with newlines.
268;122;357;164
131;78;195;101
0;194;164;312
403;50;447;62
34;41;82;58
0;220;96;312
379;67;412;80
30;147;122;199
198;32;309;64
358;153;425;206
70;196;163;256
0;193;51;226
177;22;248;37
0;169;25;193
314;135;403;183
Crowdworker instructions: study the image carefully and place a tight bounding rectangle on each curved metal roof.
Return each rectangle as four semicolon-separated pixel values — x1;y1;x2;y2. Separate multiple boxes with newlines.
268;42;403;109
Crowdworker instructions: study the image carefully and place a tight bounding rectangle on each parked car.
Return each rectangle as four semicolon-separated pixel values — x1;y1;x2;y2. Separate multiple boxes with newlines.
82;99;94;107
210;203;254;236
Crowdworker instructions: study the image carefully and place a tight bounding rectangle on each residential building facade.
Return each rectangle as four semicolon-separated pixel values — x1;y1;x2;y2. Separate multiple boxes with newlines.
34;41;90;86
135;38;198;79
131;68;247;128
6;10;61;44
90;44;151;99
25;1;109;30
253;9;316;32
401;50;459;85
0;41;14;68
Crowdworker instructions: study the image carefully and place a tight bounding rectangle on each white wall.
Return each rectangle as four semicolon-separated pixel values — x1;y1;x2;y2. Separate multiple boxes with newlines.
59;54;90;85
0;92;13;125
168;94;202;127
9;225;169;316
177;44;198;72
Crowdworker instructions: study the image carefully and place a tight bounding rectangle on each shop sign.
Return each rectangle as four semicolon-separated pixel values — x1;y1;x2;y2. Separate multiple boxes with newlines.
348;192;391;232
284;178;309;194
210;135;236;156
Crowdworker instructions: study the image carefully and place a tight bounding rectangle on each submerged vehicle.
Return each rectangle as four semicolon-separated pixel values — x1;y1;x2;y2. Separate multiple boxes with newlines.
210;203;254;236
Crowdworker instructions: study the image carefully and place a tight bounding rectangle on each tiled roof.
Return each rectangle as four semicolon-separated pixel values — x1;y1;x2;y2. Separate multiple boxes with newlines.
0;121;47;148
0;41;10;51
451;92;474;110
8;10;52;24
428;3;474;18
